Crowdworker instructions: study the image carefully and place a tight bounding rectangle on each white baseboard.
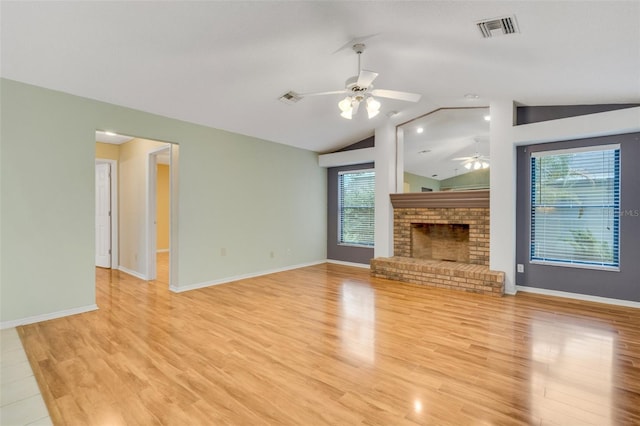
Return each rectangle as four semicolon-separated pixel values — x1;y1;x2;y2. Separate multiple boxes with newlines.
326;259;370;269
516;285;640;308
170;260;327;293
118;265;148;281
156;249;169;253
1;304;99;329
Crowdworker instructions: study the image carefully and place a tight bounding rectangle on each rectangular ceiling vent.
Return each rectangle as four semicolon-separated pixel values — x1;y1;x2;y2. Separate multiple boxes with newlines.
278;91;301;105
477;15;519;38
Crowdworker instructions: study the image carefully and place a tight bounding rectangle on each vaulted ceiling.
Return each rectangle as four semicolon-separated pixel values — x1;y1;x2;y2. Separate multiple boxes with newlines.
2;1;639;153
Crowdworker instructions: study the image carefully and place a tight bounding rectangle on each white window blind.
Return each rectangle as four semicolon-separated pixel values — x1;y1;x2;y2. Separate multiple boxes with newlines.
530;144;620;269
338;170;375;247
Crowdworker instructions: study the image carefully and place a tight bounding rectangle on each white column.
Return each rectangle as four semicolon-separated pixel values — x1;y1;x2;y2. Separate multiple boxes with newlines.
374;121;396;258
489;100;517;294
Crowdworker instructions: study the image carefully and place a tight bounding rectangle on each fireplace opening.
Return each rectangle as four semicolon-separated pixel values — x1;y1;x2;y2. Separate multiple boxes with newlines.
411;223;470;263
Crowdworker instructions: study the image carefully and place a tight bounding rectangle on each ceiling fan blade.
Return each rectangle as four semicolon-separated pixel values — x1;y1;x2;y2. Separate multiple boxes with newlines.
452;157;473;161
371;89;421;102
299;89;347;97
357;70;378;88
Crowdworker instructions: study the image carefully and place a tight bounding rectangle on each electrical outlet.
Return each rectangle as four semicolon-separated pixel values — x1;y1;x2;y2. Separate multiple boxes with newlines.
220;248;227;256
517;264;524;273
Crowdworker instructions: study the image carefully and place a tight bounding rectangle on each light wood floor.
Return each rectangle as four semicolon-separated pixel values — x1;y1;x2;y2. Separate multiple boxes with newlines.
18;256;640;425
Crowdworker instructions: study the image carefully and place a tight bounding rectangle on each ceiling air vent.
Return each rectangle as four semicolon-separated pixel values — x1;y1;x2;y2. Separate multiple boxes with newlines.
477;15;519;38
278;91;301;105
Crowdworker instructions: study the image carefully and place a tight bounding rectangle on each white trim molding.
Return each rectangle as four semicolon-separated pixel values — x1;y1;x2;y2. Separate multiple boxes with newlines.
118;266;148;281
326;259;371;269
95;158;119;269
1;304;99;329
318;147;375;168
170;260;327;293
516;285;640;309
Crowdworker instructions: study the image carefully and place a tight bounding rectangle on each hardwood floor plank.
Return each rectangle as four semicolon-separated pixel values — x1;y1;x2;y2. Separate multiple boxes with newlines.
16;259;640;425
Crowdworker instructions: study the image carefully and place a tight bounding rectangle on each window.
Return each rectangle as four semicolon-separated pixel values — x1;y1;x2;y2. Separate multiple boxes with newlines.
338;169;375;247
530;145;620;269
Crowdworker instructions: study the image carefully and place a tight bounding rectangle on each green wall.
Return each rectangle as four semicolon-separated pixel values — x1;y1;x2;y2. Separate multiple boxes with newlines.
440;168;489;191
403;172;440;192
0;78;327;324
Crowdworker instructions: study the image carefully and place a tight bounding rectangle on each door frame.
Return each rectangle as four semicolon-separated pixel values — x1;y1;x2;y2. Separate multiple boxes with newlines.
95;158;118;269
146;145;172;282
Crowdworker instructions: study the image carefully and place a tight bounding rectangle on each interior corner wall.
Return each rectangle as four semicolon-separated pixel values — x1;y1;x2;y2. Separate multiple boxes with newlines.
156;164;170;251
489;100;517;294
0;78;327;325
118;138;168;275
95;141;120;161
439;168;489;190
327;163;375;264
403;172;440;192
326;136;375;265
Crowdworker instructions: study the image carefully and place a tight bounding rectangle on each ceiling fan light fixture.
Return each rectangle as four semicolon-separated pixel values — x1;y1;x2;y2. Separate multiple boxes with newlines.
340;109;353;120
482;162;489;169
366;96;381;119
473;161;482;170
338;96;353;112
464;162;472;170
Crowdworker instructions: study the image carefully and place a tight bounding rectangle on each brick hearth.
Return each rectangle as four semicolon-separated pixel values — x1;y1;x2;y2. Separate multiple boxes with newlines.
370;191;505;296
371;257;504;296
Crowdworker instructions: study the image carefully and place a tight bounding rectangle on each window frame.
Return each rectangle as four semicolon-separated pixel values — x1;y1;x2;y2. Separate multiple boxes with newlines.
337;168;375;248
529;144;621;271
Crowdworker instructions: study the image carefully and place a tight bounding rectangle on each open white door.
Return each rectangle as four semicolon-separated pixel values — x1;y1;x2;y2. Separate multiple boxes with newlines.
95;162;111;267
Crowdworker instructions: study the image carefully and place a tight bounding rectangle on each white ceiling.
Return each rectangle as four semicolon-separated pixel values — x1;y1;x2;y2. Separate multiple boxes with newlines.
2;1;639;154
95;130;134;145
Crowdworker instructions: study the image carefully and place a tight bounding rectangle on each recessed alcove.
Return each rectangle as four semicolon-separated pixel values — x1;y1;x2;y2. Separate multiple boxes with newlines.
411;223;469;262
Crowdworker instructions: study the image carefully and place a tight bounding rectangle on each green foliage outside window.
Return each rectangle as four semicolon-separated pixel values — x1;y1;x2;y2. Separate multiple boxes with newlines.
339;170;375;246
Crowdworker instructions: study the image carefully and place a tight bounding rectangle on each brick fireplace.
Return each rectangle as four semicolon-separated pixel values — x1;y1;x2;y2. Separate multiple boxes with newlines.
370;191;504;296
411;223;470;262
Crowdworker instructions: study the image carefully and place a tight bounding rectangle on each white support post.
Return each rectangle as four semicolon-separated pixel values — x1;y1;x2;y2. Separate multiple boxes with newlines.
374;121;397;258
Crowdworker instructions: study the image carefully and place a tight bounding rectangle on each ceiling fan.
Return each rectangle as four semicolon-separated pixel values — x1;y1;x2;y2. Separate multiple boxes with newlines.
298;43;422;119
453;139;490;170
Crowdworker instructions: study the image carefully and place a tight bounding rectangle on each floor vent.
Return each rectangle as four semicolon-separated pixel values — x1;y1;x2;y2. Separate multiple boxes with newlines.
477;15;519;38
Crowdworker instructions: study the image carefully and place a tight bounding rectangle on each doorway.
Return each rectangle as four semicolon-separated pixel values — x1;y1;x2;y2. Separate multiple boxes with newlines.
147;145;172;283
95;132;178;290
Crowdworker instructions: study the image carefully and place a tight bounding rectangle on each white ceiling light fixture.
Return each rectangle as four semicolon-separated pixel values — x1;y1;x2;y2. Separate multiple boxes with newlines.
295;43;421;119
339;96;353;119
366;96;381;118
